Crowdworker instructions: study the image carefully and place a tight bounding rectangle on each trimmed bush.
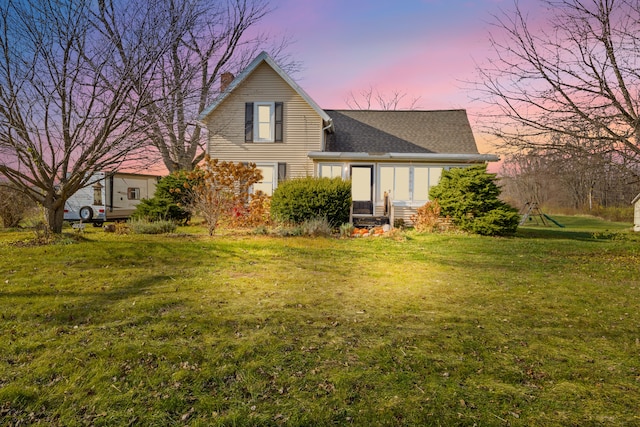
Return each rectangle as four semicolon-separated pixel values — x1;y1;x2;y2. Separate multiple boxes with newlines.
429;165;520;236
270;177;351;227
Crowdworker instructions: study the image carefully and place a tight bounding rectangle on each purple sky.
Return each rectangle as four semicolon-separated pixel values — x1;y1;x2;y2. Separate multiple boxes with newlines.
256;0;544;153
260;0;512;109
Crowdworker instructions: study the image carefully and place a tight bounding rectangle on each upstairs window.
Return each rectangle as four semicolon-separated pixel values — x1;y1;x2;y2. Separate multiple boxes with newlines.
245;102;283;143
256;103;273;141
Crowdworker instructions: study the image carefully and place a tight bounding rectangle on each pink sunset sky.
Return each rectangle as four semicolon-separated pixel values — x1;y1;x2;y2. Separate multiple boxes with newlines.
255;0;545;153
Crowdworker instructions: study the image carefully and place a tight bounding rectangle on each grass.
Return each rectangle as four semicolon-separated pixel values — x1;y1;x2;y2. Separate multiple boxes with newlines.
0;218;639;425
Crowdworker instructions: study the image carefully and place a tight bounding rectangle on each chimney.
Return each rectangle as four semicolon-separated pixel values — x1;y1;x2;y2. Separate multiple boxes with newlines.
220;72;234;92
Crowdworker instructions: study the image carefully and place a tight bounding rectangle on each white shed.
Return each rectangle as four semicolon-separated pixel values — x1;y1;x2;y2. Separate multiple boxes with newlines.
633;193;640;232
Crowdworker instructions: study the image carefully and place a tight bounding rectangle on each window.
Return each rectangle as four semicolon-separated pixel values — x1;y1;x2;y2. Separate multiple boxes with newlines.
245;102;283;143
127;187;140;200
249;163;282;196
278;163;286;183
413;167;430;201
256;103;273;141
319;164;344;179
249;163;286;196
253;165;274;195
378;165;443;205
429;167;442;194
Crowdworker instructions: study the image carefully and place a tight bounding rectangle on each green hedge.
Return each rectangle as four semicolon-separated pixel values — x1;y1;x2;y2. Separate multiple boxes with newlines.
270;177;351;227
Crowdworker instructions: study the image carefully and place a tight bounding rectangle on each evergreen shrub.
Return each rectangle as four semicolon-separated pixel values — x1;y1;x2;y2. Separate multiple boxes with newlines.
270;177;351;227
468;207;520;236
429;165;519;236
131;197;189;223
131;171;199;223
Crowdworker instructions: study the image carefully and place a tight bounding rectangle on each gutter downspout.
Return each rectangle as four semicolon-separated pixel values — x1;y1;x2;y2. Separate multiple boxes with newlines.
321;118;333;152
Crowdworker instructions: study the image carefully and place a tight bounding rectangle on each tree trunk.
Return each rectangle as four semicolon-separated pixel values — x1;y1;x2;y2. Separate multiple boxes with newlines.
46;203;66;234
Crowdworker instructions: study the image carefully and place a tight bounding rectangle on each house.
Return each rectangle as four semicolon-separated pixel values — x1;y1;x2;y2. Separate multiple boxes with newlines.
198;52;498;225
633;193;640;231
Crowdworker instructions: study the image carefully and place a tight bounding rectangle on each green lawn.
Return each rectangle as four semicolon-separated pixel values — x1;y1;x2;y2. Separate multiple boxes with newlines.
1;218;639;426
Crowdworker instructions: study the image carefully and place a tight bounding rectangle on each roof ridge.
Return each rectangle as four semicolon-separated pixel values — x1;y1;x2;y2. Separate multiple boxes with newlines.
324;109;467;113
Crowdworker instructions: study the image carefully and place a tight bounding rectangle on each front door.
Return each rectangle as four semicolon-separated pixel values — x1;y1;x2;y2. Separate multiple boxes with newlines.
351;165;373;215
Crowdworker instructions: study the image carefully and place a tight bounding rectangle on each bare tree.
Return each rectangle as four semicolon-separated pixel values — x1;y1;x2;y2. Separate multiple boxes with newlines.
345;86;421;110
476;0;640;173
500;140;640;211
136;0;292;173
0;183;37;228
499;151;553;209
0;0;165;233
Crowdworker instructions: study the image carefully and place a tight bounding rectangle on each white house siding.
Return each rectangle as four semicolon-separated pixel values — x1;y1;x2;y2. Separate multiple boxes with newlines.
316;160;478;226
205;62;324;179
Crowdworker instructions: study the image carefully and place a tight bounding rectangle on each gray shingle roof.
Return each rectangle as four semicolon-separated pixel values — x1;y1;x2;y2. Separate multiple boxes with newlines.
324;110;479;154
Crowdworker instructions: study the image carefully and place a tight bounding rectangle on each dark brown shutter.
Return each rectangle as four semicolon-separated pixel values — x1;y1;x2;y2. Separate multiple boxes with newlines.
245;103;253;142
277;163;286;182
274;102;283;142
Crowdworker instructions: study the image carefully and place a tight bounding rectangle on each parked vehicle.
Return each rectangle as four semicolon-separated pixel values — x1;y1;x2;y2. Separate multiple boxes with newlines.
64;172;159;226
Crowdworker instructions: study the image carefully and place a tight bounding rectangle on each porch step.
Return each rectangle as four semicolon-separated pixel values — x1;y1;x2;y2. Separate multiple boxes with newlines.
352;216;390;228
